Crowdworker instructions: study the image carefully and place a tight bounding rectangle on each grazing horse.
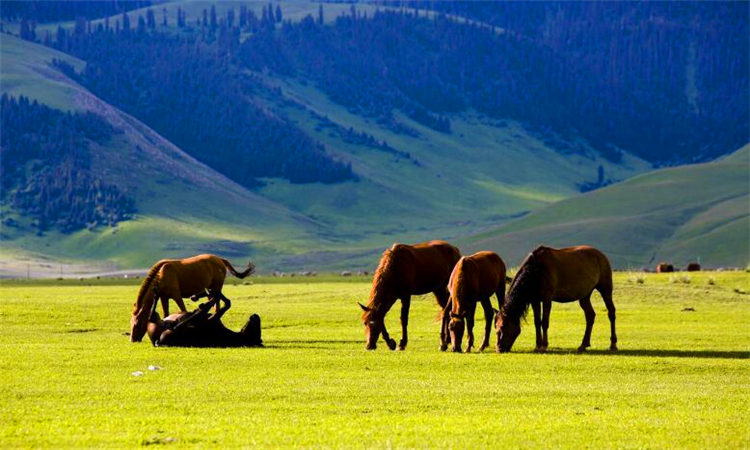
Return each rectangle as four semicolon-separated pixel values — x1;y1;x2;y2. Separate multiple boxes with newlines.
130;254;254;342
444;251;510;353
495;245;617;353
686;262;701;272
358;241;461;351
656;262;674;273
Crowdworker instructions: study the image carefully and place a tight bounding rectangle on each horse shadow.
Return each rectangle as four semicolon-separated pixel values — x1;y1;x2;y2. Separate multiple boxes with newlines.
540;348;749;359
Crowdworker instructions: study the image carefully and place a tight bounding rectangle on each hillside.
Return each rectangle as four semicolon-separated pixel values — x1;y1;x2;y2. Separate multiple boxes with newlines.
460;146;750;269
0;30;652;274
1;1;747;274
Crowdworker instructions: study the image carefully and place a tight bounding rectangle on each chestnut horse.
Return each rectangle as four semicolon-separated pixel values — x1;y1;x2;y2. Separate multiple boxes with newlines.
495;245;617;353
130;254;254;342
444;251;510;353
656;262;674;273
358;241;461;351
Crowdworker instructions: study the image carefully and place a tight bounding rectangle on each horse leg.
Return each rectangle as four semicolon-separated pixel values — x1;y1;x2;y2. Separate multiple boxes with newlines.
532;301;544;352
440;300;451;352
479;297;494;352
398;296;411;351
600;288;618;351
435;288;452;350
541;299;552;352
380;321;397;351
578;295;595;353
172;296;188;314
465;302;476;353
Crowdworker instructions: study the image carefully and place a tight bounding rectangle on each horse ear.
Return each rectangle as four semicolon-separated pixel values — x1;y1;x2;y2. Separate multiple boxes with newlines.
358;302;371;312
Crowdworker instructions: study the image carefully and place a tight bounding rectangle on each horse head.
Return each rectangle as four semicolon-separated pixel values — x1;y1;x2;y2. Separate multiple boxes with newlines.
448;311;465;352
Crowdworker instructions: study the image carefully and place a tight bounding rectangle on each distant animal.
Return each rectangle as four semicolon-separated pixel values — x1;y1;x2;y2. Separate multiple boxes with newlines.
359;241;461;351
130;254;255;342
656;262;675;273
496;245;617;353
686;263;701;272
341;271;352;277
444;251;511;353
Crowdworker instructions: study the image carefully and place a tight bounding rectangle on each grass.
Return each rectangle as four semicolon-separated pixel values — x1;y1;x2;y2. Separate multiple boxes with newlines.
461;145;750;269
1;271;749;449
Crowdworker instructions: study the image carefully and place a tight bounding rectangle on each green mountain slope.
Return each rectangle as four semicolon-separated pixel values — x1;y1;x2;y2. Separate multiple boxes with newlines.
460;146;750;268
0;35;319;271
1;31;651;273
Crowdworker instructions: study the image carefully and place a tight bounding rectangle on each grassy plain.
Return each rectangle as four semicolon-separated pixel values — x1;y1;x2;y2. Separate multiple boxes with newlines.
1;272;749;449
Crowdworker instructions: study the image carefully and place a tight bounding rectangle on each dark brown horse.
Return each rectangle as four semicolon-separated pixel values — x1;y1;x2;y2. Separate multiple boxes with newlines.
444;251;509;353
359;241;461;351
495;245;617;353
656;262;674;273
130;254;254;342
686;262;701;272
147;295;262;348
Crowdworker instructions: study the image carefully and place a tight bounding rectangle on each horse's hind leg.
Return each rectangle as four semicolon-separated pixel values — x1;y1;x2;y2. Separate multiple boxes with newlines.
465;303;476;353
398;296;411;351
600;288;618;351
479;297;494;352
578;294;595;353
435;288;451;350
541;299;551;351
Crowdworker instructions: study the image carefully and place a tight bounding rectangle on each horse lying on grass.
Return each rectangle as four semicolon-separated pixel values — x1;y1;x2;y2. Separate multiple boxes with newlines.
444;251;511;353
496;245;617;353
147;294;262;348
359;240;461;351
130;254;255;342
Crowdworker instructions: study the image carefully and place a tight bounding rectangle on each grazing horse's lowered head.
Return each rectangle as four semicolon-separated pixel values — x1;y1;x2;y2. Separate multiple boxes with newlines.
359;302;396;351
495;254;544;352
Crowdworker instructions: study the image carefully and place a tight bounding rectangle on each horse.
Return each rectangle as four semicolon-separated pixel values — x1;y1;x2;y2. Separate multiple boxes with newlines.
444;251;510;353
686;262;701;272
130;254;254;342
495;245;617;353
147;296;263;348
656;262;674;273
358;241;461;351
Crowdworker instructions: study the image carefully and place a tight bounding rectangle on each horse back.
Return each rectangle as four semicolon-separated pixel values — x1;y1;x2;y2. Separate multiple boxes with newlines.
407;241;461;294
157;254;227;297
539;246;612;300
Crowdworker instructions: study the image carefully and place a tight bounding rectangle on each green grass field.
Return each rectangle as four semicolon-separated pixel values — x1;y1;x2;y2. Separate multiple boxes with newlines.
1;272;749;449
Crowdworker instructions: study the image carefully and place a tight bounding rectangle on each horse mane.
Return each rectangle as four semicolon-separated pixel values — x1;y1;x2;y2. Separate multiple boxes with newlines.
362;244;404;321
132;260;170;316
501;247;549;322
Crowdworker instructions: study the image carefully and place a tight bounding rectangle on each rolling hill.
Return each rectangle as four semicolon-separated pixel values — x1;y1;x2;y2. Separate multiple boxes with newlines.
0;30;652;274
1;1;747;274
460;145;750;269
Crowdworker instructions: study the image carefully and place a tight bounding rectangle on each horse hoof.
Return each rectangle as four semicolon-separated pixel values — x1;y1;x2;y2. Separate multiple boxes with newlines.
577;346;588;353
451;347;462;353
479;346;487;353
534;347;547;353
397;345;406;351
439;344;448;352
610;345;618;352
386;340;397;351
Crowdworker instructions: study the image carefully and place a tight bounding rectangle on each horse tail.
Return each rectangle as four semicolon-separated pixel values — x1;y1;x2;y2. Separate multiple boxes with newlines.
221;258;255;279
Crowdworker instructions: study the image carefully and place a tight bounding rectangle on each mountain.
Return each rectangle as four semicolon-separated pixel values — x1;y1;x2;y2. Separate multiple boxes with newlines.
460;146;749;269
0;1;747;273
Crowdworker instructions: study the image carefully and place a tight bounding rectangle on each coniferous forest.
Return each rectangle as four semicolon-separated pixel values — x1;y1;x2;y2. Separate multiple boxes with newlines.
1;1;748;233
1;94;135;232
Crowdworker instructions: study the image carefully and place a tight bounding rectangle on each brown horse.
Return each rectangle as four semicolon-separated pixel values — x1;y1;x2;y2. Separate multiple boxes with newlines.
495;245;617;353
130;254;254;342
656;262;674;273
444;251;509;353
358;241;461;351
686;262;701;272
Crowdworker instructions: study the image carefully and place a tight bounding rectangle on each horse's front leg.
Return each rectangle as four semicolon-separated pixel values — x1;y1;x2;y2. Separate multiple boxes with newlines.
532;301;544;352
479;298;494;352
541;299;552;352
380;321;397;351
398;296;411;351
465;307;476;353
440;302;451;352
